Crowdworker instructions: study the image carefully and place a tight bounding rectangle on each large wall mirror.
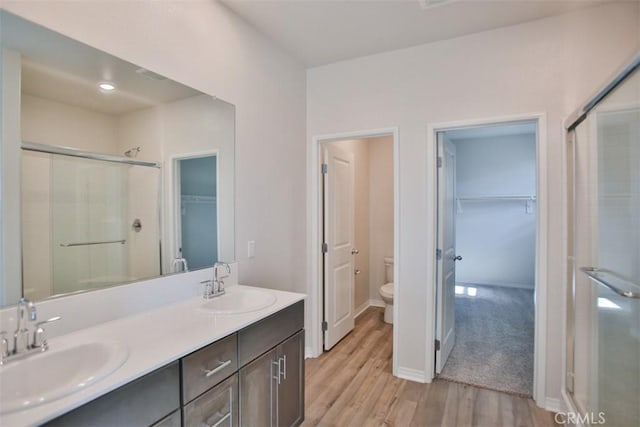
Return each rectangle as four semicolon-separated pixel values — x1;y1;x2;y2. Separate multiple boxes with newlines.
0;10;235;307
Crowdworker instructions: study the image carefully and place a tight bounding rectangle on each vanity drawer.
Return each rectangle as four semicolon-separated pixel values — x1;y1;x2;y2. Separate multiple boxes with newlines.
183;374;238;427
46;361;180;427
182;333;237;403
152;409;181;427
238;300;304;367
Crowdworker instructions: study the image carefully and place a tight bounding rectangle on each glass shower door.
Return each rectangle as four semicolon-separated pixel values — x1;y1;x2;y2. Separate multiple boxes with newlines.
567;57;640;426
51;155;128;293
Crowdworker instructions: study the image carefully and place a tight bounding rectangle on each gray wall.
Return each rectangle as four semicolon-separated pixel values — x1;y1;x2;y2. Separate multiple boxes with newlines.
453;133;536;289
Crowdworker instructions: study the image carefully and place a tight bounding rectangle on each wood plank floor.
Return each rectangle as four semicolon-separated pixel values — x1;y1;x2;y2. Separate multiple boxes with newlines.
302;307;558;427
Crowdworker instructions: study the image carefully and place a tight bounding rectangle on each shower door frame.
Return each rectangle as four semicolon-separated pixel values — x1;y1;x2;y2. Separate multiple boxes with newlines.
563;51;640;418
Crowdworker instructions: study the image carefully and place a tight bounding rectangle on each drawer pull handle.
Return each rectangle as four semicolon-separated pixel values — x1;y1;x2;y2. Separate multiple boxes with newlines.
203;359;232;377
272;360;281;384
280;355;287;381
207;411;232;427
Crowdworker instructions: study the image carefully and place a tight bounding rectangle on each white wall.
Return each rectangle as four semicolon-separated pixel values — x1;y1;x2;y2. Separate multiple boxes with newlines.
453;133;536;289
307;1;640;405
0;48;22;306
161;95;235;272
21;94;119;153
0;0;307;303
368;136;394;299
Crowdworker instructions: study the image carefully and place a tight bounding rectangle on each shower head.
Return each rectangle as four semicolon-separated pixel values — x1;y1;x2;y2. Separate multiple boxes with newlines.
124;147;141;158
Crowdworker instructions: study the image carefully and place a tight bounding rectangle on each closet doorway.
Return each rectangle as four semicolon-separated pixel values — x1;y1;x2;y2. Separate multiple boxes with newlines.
434;119;540;397
173;153;219;272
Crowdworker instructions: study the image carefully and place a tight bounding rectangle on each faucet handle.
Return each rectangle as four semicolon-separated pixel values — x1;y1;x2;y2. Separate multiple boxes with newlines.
0;331;9;358
32;316;61;350
201;280;213;299
213;262;231;280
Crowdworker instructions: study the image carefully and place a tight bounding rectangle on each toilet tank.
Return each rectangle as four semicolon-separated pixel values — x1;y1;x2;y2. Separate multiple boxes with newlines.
383;257;394;284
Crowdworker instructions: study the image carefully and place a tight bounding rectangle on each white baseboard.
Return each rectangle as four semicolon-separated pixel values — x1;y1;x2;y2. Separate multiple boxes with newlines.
397;366;429;383
457;281;535;290
305;346;315;359
354;299;385;318
544;397;566;413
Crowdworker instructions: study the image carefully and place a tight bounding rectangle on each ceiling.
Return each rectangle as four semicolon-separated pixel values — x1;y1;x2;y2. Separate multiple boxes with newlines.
2;11;200;115
221;0;612;67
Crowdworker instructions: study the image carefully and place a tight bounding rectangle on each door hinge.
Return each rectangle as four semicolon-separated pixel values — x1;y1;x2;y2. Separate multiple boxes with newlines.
322;321;328;331
321;163;328;174
437;157;442;168
435;339;441;351
322;242;328;253
436;249;442;260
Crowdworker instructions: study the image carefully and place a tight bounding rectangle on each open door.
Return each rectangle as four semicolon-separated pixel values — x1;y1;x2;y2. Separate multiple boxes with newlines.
435;134;458;373
322;144;356;350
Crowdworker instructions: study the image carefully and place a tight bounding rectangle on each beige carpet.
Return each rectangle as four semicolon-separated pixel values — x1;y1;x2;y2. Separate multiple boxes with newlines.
438;284;534;397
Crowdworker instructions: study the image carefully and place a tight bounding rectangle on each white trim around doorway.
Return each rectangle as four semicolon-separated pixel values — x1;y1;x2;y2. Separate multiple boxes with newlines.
307;127;400;376
426;113;548;407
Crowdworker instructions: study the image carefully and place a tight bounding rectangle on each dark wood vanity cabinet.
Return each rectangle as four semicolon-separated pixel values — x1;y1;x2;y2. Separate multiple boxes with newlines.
238;301;305;427
45;301;304;427
239;331;304;427
46;361;181;427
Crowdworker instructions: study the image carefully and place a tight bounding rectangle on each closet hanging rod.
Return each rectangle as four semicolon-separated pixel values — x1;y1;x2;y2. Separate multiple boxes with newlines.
457;195;536;202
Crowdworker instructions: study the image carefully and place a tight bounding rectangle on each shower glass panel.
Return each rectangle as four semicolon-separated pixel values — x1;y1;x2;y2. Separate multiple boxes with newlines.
21;150;161;299
51;155;129;294
568;57;640;426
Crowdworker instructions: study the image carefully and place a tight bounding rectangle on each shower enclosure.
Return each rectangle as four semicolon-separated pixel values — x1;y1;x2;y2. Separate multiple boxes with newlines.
21;143;161;300
565;53;639;426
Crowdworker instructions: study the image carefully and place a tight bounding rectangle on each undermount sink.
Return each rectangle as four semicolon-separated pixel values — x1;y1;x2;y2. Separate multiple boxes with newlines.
200;287;277;314
0;340;128;414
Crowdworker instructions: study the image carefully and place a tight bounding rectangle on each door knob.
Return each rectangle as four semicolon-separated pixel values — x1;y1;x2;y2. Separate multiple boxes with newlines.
453;255;462;261
351;249;359;255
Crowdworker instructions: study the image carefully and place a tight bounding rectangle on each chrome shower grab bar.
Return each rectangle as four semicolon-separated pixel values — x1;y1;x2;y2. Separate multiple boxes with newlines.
580;267;640;299
60;239;126;247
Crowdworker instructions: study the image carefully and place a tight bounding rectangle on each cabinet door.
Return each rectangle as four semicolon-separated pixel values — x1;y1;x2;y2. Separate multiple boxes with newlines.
277;331;305;427
184;374;238;427
239;348;278;427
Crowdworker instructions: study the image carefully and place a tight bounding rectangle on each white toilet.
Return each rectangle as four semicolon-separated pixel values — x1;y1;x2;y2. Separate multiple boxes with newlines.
379;257;394;324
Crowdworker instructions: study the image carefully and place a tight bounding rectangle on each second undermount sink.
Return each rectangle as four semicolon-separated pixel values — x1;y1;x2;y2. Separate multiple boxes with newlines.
0;340;128;414
200;287;277;314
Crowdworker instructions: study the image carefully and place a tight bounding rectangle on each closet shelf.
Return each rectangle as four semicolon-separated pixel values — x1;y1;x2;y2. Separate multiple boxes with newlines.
181;195;216;203
456;195;536;202
455;195;536;214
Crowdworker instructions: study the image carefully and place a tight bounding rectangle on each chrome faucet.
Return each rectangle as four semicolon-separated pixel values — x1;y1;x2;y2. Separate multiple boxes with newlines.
202;262;231;299
13;298;36;354
172;257;189;273
0;298;61;365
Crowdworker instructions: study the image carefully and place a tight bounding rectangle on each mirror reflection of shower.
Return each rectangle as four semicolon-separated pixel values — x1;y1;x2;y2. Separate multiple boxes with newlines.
21;144;161;300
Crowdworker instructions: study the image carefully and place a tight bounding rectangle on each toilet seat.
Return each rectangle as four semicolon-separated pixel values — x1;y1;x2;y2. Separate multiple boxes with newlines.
380;282;394;299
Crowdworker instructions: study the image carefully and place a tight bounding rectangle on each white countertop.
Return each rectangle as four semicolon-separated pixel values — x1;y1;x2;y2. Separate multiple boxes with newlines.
0;284;305;426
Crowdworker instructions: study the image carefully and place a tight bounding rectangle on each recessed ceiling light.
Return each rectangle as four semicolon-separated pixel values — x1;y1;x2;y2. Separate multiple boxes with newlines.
98;82;116;92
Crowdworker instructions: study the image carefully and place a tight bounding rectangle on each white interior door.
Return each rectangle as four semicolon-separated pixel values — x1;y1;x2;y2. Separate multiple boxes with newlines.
435;134;457;373
323;144;356;350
